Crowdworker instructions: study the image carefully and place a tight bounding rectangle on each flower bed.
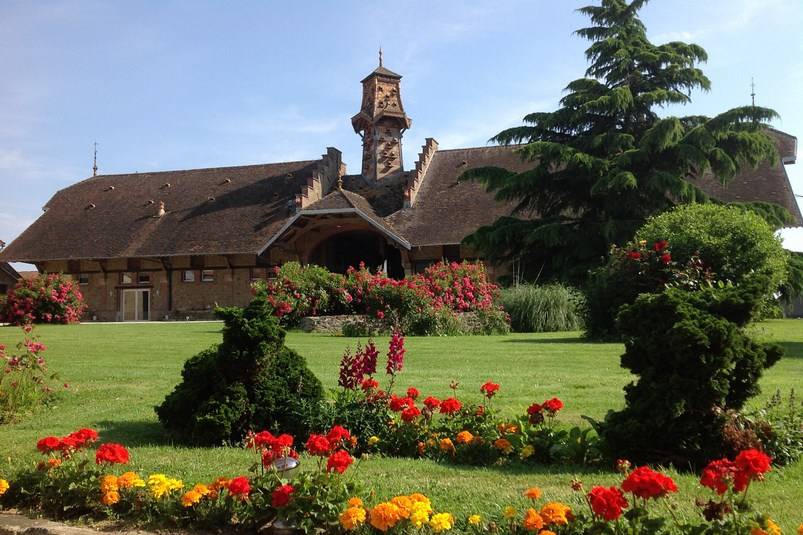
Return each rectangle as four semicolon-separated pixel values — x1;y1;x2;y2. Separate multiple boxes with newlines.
0;427;798;534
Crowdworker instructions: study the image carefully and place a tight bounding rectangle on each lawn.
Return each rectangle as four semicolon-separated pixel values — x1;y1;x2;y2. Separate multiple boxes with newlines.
1;320;802;530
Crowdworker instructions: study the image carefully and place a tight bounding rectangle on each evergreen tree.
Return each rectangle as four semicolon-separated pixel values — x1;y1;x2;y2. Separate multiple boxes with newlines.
463;0;781;282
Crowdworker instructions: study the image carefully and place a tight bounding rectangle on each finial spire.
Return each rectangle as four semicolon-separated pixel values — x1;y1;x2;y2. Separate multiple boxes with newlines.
750;77;756;107
92;142;98;176
379;46;383;67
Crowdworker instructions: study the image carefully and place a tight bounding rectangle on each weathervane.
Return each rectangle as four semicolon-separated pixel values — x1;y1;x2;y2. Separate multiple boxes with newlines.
92;142;99;177
750;78;756;107
379;46;383;67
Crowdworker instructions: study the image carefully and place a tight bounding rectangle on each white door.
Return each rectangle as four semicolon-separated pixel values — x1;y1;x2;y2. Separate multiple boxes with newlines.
121;289;150;321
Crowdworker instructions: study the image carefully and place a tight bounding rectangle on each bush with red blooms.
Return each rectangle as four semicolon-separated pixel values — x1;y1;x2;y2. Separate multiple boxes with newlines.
1;273;86;325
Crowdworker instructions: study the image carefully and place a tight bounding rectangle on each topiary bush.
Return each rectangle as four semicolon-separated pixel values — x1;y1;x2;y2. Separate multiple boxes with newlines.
599;275;782;468
155;298;323;445
501;283;585;332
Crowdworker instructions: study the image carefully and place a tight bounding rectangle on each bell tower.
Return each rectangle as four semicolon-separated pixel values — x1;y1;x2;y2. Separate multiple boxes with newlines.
351;51;412;181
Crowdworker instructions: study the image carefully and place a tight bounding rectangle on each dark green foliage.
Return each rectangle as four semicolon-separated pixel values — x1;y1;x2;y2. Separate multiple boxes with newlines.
156;299;323;445
599;278;782;467
500;283;585;332
462;0;780;282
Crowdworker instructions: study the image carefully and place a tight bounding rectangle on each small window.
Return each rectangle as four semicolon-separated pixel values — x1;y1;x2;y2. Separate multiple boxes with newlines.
121;272;134;284
182;270;196;282
201;269;215;282
138;273;151;284
78;273;89;285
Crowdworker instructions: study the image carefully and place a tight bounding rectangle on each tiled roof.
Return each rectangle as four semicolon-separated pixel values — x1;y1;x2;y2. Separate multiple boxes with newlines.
0;262;20;281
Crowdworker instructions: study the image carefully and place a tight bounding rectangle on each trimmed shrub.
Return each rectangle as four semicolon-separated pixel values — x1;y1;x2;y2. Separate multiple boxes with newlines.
599;276;782;467
1;273;86;325
156;298;323;445
500;283;585;332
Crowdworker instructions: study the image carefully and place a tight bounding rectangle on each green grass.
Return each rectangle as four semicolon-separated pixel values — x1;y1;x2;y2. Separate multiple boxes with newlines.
1;320;802;529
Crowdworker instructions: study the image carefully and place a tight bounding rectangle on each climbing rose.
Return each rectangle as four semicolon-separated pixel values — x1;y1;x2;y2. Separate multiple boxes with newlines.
621;466;677;499
271;484;295;507
588;486;628;521
95;443;130;465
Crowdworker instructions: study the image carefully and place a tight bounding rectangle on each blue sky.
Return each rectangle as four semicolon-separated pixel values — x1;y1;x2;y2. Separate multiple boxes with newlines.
2;0;802;271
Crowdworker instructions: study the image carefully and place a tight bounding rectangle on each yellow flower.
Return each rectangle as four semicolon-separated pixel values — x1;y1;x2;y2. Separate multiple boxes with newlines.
468;514;482;526
506;424;519;434
540;502;571;526
798;523;803;535
503;506;517;519
409;502;432;528
117;471;145;489
520;445;535;459
408;493;432;509
523;508;544;532
192;483;210;496
101;490;120;506
391;495;413;518
493;438;513;454
348;497;364;508
369;502;404;532
765;519;781;535
367;436;380;446
456;430;474;444
147;474;183;499
523;487;542;500
181;490;202;508
340;506;367;530
429;512;454;533
0;479;10;496
99;475;119;494
639;240;647;247
540;531;557;535
440;437;455;454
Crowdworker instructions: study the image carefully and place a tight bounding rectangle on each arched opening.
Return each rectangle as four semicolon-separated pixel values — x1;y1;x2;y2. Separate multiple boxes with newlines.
308;230;405;277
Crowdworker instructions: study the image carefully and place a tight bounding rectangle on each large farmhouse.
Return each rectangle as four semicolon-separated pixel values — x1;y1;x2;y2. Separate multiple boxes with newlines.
1;60;800;321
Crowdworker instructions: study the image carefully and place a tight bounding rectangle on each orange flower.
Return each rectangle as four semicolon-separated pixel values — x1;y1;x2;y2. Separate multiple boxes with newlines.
47;458;62;469
524;487;542;500
369;502;404;532
540;502;571;526
99;475;118;494
493;438;513;454
456;431;474;444
101;490;120;506
522;508;544;532
390;495;413;518
440;438;455;454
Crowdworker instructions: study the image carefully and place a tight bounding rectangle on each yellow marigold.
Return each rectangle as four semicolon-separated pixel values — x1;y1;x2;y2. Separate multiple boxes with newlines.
367;436;380;446
522;508;544;532
440;437;455;453
369;502;404;532
523;487;542;500
503;506;517;519
391;495;413;518
520;445;535;459
101;490;120;506
117;471;145;489
147;474;183;499
408;493;432;508
540;502;571;526
798;523;803;535
456;430;474;444
409;502;432;528
766;519;781;535
192;483;210;496
0;479;9;496
429;512;454;533
540;531;557;535
468;514;481;526
340;506;367;530
348;497;364;508
181;490;202;508
493;438;513;454
99;475;119;494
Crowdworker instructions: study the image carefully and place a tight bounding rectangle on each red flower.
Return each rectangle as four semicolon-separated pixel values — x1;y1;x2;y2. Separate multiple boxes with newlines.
401;406;421;423
542;397;564;414
423;396;441;410
361;378;379;391
439;397;462;415
661;253;672;264
36;436;61;454
621;466;677;499
326;449;354;474
700;458;737;495
252;430;276;449
376;310;385;319
653;239;669;252
95;443;130;465
389;395;415;412
326;425;351;447
228;476;251;500
67;428;98;448
526;403;542;415
271;484;295;507
305;434;331;456
733;449;772;491
406;387;420;400
627;251;641;260
480;381;500;399
588;486;628;521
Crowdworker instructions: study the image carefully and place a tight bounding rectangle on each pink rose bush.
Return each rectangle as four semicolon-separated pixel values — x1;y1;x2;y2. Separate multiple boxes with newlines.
1;273;86;325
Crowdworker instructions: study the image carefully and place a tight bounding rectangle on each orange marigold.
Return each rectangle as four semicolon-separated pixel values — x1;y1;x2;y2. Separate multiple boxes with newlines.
101;490;120;506
99;475;118;494
523;487;542;500
523;508;544;532
390;495;413;518
440;438;456;454
456;431;474;444
340;506;366;530
540;502;571;526
493;438;513;454
370;502;404;532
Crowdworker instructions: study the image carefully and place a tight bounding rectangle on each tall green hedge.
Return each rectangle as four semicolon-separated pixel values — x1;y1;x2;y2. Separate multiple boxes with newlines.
500;284;585;332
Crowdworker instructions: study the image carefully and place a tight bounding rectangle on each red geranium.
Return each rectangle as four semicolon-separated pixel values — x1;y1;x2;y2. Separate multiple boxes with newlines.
733;449;771;491
627;251;641;260
389;395;414;412
588;486;628;521
326;425;351;447
36;436;61;454
271;484;295;507
95;443;130;465
653;239;668;252
406;387;420;400
621;466;677;499
661;253;672;265
439;397;462;415
227;476;251;500
542;397;564;414
526;403;542;416
326;449;354;474
361;378;379;391
423;396;441;410
252;430;276;449
700;458;737;495
401;406;421;423
305;434;331;456
480;381;500;399
67;428;99;448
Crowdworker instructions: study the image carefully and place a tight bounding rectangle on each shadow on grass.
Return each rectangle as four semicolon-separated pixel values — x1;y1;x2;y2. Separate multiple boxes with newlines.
778;341;803;359
96;420;176;447
503;336;608;345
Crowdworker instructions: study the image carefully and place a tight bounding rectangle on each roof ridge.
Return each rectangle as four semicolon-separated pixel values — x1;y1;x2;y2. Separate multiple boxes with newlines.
432;143;526;154
76;158;320;182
